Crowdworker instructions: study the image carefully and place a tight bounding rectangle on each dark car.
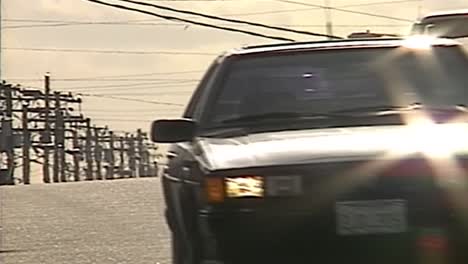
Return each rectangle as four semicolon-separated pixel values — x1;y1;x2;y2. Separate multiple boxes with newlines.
151;37;468;264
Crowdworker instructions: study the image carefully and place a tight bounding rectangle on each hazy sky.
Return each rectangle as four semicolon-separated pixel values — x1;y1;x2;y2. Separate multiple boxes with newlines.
3;0;468;133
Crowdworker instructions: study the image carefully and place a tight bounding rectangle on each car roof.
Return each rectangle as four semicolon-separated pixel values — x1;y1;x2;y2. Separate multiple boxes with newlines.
419;9;468;21
223;37;460;57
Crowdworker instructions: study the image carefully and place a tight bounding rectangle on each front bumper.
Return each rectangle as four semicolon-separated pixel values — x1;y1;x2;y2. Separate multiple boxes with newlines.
195;158;468;264
197;208;468;264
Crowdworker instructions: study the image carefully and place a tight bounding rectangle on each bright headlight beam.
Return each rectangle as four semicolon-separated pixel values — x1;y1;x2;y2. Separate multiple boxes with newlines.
225;176;264;198
402;35;437;50
392;122;468;157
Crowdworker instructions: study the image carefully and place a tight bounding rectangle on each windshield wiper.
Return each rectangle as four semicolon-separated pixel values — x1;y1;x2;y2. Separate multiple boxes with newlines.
219;111;343;124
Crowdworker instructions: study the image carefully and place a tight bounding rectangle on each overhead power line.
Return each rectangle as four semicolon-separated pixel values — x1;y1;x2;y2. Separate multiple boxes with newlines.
92;118;155;123
86;0;295;42
71;85;195;93
72;86;195;92
7;78;199;84
84;108;183;112
8;77;198;82
77;92;185;106
224;0;422;17
68;69;203;79
85;112;182;117
59;81;197;90
276;0;414;22
3;1;418;30
84;91;192;96
3;18;155;23
116;0;343;39
2;0;421;29
7;81;198;93
3;23;81;29
144;0;232;1
2;1;420;24
3;47;217;56
6;70;203;83
2;22;410;30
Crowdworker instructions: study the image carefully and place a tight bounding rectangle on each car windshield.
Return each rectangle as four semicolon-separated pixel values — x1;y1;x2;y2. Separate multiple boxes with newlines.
203;45;468;129
412;18;468;37
411;15;468;50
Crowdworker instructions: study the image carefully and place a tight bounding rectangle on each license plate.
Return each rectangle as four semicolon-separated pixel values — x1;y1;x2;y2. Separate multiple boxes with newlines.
336;199;407;235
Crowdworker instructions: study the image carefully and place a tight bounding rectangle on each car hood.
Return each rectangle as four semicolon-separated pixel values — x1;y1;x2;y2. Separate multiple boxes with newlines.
194;124;468;171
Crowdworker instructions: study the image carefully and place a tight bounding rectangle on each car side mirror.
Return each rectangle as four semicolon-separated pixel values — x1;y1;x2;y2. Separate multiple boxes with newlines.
150;119;196;143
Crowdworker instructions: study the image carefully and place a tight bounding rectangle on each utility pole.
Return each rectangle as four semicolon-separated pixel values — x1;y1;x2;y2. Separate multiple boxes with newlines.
119;136;125;178
141;148;150;177
85;118;93;180
94;126;102;180
324;0;334;40
22;101;30;184
417;5;422;20
53;92;60;183
43;73;51;183
107;131;115;180
72;129;80;181
2;84;14;184
137;129;145;177
128;134;136;178
0;79;152;185
58;107;66;182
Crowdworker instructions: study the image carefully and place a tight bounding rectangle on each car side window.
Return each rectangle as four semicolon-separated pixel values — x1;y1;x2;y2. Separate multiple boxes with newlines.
183;60;220;120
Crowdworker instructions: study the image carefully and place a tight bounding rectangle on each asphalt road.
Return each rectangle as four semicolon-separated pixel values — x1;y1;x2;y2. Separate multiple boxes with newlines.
0;178;171;264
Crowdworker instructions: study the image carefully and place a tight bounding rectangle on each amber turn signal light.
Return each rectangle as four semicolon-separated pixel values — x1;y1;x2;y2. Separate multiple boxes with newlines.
205;177;224;203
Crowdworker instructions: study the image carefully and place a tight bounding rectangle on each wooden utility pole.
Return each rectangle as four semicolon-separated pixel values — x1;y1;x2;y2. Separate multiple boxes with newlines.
22;101;30;184
128;134;136;178
0;79;152;184
53;92;60;182
43;73;51;183
137;129;145;177
107;131;115;180
58;112;66;182
94;126;102;180
2;84;14;184
85;118;93;180
72;129;80;181
324;0;334;40
119;136;125;178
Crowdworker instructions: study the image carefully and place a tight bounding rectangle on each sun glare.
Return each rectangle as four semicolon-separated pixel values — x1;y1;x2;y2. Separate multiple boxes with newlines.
402;35;438;50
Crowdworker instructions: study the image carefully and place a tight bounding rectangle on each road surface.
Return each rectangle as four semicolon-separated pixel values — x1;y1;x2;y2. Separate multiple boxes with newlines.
0;178;171;264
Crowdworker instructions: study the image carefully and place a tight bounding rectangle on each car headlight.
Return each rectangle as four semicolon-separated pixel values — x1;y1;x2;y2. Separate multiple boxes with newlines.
204;175;264;203
225;176;264;198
